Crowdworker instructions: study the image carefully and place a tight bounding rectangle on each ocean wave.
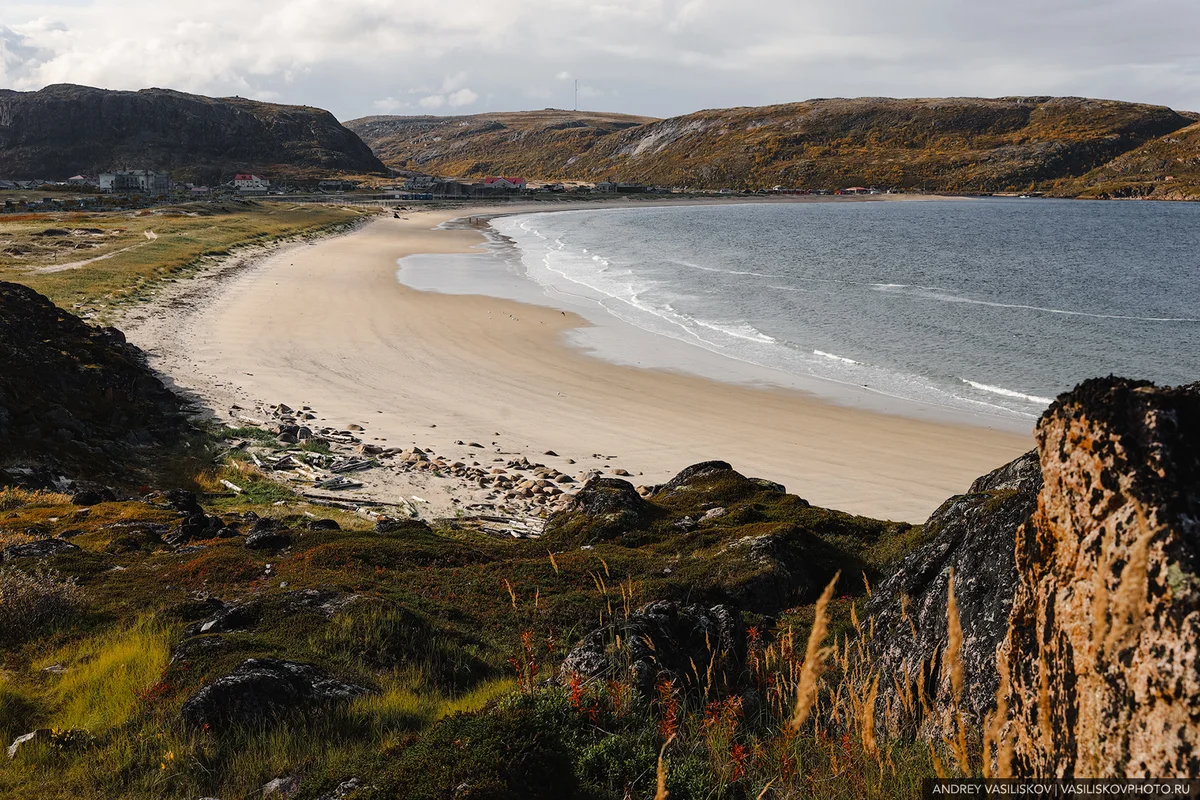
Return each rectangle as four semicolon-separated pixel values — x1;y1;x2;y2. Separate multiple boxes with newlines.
960;378;1053;405
813;349;861;365
873;284;1198;323
669;259;788;280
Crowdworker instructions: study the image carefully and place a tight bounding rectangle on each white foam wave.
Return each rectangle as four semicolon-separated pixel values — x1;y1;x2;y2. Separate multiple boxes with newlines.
813;349;861;365
960;379;1053;405
874;284;1198;323
670;259;787;280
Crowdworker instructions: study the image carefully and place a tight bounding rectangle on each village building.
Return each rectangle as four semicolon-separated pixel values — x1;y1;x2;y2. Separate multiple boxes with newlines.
99;170;170;195
234;174;271;194
482;176;526;191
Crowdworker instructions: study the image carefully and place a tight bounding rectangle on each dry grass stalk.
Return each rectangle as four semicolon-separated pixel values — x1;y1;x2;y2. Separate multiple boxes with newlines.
547;550;559;575
946;569;964;707
945;569;971;775
502;578;517;608
929;742;948;779
862;672;881;755
789;571;840;730
654;736;675;800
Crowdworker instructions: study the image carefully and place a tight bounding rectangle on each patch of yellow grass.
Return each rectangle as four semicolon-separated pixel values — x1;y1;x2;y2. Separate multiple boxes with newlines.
0;487;71;512
351;673;517;734
36;619;171;732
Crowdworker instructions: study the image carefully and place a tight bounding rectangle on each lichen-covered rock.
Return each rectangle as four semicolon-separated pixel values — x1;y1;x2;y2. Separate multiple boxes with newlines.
181;658;367;732
996;378;1200;778
867;450;1041;735
545;476;658;543
559;600;744;698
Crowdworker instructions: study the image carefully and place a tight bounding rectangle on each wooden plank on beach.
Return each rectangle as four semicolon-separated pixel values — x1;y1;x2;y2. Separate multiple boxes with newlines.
301;492;408;507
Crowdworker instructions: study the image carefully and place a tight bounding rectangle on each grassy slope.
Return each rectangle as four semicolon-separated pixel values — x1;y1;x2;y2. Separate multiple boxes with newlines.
0;446;939;799
348;97;1195;194
0;201;373;318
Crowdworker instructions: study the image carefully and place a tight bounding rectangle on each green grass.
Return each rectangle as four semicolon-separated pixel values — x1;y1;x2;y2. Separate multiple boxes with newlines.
0;202;374;317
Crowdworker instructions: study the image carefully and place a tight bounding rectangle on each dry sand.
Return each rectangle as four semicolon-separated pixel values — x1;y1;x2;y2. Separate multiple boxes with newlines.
123;203;1033;523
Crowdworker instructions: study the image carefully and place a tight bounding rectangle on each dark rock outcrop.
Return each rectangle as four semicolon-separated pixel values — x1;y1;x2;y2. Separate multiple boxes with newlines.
647;460;735;497
559;600;745;699
866;451;1041;734
244;519;292;551
1;538;82;561
181;658;367;732
545;476;658;543
183;601;261;637
0;282;186;482
0;84;385;182
996;378;1200;779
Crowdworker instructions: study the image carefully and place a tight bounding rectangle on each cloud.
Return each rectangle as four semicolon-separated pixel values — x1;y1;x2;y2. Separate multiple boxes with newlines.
372;96;407;112
2;0;1199;119
447;88;478;107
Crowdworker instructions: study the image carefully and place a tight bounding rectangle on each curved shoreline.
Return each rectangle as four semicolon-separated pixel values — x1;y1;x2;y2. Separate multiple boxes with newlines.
121;206;1032;523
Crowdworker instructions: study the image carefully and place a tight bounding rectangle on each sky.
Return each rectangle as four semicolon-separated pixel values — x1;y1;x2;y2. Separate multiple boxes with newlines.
3;0;1199;121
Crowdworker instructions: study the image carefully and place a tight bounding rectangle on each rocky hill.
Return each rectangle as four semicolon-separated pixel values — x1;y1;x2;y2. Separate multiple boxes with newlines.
0;281;189;488
1055;119;1200;199
0;84;386;183
346;109;658;178
347;97;1195;194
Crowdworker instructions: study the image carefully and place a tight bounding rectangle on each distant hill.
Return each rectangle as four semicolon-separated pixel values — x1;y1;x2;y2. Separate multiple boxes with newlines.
1053;118;1200;200
0;84;386;183
345;109;660;177
347;97;1195;194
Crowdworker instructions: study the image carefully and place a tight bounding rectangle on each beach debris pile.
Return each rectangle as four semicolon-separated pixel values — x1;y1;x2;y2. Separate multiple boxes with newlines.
218;400;622;537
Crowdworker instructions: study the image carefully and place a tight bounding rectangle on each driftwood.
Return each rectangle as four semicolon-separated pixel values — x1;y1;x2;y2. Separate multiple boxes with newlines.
219;479;244;494
300;492;409;507
330;459;377;474
315;476;364;491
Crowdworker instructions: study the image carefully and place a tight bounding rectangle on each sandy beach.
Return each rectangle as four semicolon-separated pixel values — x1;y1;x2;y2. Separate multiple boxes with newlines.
122;200;1033;523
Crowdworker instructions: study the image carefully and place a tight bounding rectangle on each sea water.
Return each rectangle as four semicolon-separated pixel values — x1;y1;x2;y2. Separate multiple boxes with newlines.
400;198;1200;425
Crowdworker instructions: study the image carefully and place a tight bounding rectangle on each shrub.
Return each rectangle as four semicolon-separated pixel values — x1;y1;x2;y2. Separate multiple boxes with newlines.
0;567;83;646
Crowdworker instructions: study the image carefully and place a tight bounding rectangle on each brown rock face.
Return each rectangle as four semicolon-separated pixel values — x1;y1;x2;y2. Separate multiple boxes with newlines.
0;84;385;182
996;377;1200;778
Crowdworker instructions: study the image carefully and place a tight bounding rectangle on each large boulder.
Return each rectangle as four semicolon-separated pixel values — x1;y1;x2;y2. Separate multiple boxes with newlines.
181;658;367;732
559;600;745;699
866;450;1041;735
996;378;1200;778
544;476;658;543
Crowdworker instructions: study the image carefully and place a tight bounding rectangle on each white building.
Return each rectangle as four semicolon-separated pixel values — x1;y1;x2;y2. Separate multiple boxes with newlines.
99;170;170;194
482;176;526;191
234;174;270;193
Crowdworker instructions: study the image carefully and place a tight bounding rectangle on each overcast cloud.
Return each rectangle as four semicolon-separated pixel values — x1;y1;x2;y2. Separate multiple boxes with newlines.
3;0;1199;120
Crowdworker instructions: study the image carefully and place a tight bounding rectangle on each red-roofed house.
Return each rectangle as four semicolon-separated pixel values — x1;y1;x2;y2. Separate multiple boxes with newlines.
482;176;526;190
234;174;270;193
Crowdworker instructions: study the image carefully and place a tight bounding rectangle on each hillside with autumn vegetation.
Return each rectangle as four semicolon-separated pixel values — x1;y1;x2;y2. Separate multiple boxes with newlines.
347;96;1198;195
